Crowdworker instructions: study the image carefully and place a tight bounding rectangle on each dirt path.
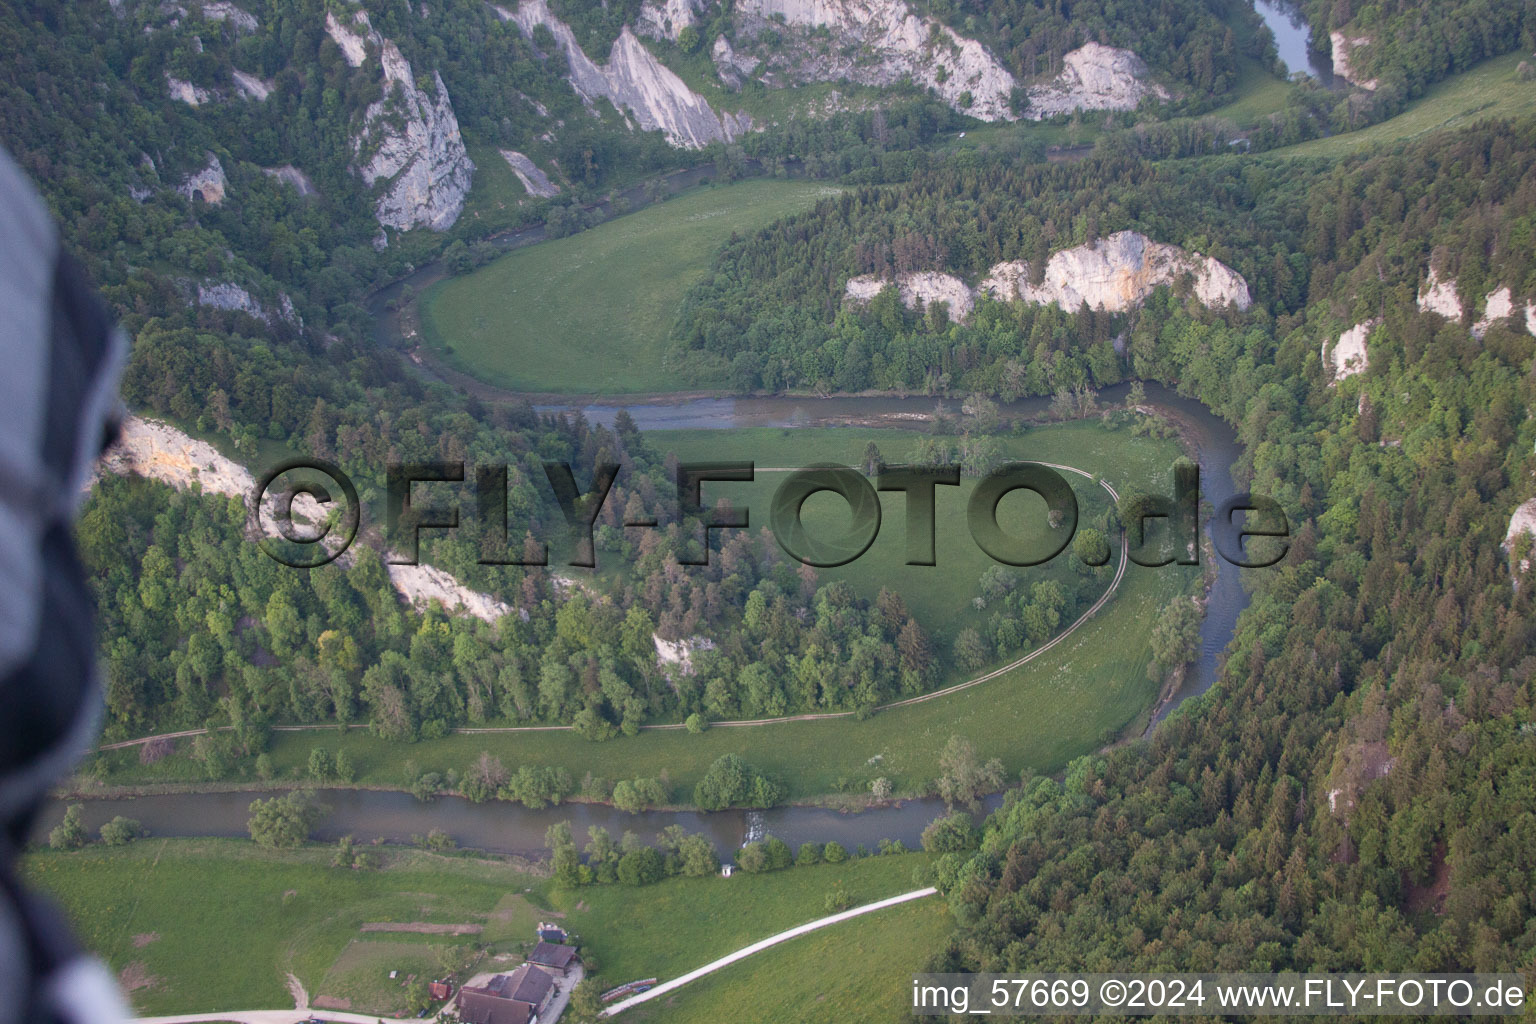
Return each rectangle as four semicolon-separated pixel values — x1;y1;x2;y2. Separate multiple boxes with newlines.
101;465;1124;750
599;888;938;1017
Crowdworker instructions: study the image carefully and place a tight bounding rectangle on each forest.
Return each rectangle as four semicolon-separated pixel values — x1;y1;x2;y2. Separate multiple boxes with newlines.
920;121;1536;977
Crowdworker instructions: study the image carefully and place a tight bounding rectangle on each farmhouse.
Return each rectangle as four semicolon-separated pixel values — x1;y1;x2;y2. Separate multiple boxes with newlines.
456;964;555;1024
536;921;569;944
526;941;579;975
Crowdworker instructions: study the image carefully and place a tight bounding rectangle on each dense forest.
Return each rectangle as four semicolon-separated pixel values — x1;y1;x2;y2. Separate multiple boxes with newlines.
921;121;1536;977
1301;0;1536;93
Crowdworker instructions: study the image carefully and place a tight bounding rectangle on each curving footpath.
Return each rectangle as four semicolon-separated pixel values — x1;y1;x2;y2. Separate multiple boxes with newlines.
101;465;1124;750
599;887;938;1017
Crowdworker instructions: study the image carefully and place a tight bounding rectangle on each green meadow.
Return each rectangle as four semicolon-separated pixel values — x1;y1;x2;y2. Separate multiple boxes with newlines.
420;179;841;394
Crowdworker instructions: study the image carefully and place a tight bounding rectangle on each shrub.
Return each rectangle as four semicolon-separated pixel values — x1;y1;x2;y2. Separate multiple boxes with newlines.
822;841;848;863
49;805;87;851
796;842;822;866
98;816;143;846
616;846;664;885
685;712;708;734
737;841;768;873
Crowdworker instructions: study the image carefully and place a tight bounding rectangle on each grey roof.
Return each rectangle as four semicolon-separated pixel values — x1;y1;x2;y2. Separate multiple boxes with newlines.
527;942;578;970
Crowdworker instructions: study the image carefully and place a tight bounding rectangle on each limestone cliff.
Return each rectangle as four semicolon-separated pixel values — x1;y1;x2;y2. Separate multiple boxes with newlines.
1416;268;1536;338
979;232;1251;312
327;10;474;232
502;0;748;148
1329;31;1378;90
844;271;975;320
1323;321;1375;383
1024;43;1169;119
636;0;704;43
733;0;1016;121
1416;266;1462;320
847;232;1250;322
178;153;227;204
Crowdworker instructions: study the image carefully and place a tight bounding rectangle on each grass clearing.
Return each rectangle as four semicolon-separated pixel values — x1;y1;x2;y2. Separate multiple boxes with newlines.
420;179;840;394
23;837;934;1018
553;853;929;985
624;896;951;1024
1278;52;1536;159
21;839;537;1016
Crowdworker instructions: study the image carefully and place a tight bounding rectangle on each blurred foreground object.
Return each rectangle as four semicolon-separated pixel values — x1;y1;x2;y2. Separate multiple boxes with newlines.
0;147;132;1023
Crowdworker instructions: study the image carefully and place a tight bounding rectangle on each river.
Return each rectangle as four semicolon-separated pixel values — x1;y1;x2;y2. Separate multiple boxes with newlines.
39;384;1246;857
1252;0;1337;86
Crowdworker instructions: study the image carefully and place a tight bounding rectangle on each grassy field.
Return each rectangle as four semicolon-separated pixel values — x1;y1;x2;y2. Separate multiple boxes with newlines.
23;837;934;1018
21;839;539;1016
93;417;1195;804
420;179;841;394
1279;51;1536;159
625;897;952;1024
552;853;929;985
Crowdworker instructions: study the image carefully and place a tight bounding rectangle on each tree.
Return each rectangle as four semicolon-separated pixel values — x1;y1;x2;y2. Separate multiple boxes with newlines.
737;841;768;873
763;835;793;870
796;842;822;865
935;735;1004;810
677;834;720;876
952;628;991;670
567;978;606;1024
49;805;87;851
921;812;978;853
308;747;333;780
461;752;509;803
1148;596;1202;681
823;841;848;863
334;750;356;783
617;846;664;885
694;753;750;810
247;791;324;848
677;25;701;52
98;816;143;846
685;712;708;734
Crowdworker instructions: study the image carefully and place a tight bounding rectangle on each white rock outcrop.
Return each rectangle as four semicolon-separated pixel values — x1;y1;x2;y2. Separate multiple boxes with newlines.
654;633;715;675
97;416;510;621
711;33;760;89
1416;266;1463;320
263;164;317;196
331;9;475;231
97;416;253;499
980;231;1251;312
1330;31;1378;90
499;150;560;197
845;271;975;320
178;153;227;204
1025;43;1169;119
200;1;257;32
231;68;270;100
502;0;748;148
194;281;302;327
166;75;212;106
1506;499;1536;572
387;563;512;623
1323;320;1376;382
636;0;703;42
734;0;1017;121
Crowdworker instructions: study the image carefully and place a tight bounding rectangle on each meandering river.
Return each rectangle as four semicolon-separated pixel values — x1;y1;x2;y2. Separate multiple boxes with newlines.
39;383;1246;856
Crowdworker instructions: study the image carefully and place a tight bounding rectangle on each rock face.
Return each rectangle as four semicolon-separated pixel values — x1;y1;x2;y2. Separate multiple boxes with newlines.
178;153;227;204
499;150;560;197
711;33;760;90
166;74;212;106
1330;31;1378;90
231;68;270;100
328;9;474;231
733;0;1017;121
1324;321;1375;383
503;0;748;148
263;164;317;196
845;271;975;320
97;416;510;621
387;563;511;623
200;1;257;32
980;231;1251;312
1416;266;1462;320
847;232;1250;323
194;281;302;327
1506;499;1536;573
636;0;703;42
654;633;715;676
1475;286;1515;338
97;416;253;499
1025;43;1169;119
